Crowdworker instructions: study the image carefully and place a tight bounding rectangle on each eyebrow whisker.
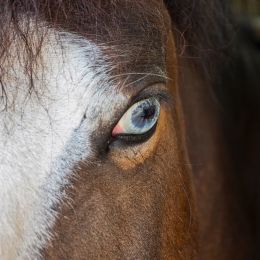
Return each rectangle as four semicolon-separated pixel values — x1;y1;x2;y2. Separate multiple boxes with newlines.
108;72;169;80
124;74;152;87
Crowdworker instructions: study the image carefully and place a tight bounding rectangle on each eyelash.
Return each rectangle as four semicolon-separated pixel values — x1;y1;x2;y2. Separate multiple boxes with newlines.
132;92;170;106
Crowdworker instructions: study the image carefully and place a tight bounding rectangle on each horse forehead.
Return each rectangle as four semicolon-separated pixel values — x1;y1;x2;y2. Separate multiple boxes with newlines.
45;0;168;76
48;0;168;40
35;0;169;96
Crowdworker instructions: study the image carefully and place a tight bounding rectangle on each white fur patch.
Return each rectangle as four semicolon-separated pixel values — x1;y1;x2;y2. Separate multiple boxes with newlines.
0;29;126;259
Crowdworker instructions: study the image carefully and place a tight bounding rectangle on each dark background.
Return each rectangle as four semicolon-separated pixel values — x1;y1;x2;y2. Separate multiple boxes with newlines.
232;0;260;36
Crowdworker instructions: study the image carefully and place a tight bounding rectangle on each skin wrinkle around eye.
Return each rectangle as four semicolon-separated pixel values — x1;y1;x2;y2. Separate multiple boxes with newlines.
109;106;168;170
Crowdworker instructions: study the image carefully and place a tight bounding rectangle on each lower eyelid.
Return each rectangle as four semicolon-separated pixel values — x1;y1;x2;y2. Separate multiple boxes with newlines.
110;122;158;146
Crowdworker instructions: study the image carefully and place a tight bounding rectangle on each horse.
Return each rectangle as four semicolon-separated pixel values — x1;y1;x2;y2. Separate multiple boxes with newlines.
0;0;258;259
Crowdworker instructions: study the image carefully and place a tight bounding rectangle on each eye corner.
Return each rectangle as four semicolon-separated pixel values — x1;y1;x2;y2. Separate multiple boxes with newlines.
109;117;158;147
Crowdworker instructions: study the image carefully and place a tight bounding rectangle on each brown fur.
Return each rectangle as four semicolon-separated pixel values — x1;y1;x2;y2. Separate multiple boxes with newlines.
0;0;258;259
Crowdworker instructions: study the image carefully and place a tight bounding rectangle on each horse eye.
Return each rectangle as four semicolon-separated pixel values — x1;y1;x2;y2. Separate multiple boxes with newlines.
112;98;160;139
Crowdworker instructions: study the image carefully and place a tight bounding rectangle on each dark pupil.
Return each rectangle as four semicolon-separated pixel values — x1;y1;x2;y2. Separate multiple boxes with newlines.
142;107;156;120
131;102;157;129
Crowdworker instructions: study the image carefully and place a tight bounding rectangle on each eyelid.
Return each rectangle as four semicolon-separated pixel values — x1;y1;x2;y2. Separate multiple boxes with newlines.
107;87;170;149
114;84;167;121
109;83;170;138
128;84;171;109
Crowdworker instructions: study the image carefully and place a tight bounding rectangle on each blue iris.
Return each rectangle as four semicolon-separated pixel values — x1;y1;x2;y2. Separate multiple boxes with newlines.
131;100;157;129
129;98;160;133
115;97;160;135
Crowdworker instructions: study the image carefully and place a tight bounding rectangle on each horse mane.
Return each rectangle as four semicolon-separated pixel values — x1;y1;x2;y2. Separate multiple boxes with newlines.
165;2;260;254
0;0;258;122
165;1;233;71
0;0;168;111
0;0;236;107
165;0;260;137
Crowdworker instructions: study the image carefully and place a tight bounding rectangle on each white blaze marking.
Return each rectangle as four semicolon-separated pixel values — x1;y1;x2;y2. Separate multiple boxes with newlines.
0;29;126;259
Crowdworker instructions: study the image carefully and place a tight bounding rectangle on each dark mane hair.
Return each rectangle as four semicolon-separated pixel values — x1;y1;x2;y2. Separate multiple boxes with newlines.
0;0;168;110
0;0;257;114
0;0;236;107
164;0;234;78
165;2;260;255
165;0;260;136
